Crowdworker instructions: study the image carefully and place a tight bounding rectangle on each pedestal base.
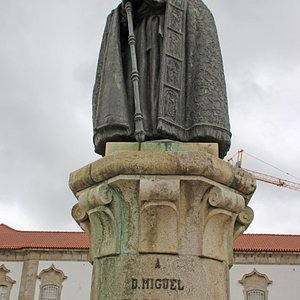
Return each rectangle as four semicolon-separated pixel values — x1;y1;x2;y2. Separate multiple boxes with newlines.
93;254;229;300
69;142;256;300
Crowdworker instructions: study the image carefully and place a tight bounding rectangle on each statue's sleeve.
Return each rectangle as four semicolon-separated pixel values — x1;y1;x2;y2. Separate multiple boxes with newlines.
92;12;113;128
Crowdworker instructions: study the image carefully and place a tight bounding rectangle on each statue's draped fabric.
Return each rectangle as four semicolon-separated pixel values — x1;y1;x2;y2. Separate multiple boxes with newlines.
92;0;231;158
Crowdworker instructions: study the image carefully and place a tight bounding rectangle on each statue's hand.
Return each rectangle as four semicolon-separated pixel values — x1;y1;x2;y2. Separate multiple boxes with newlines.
122;0;141;7
120;0;142;28
144;0;166;7
122;0;165;7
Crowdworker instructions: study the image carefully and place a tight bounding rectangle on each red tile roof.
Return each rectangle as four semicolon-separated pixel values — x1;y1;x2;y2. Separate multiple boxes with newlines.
0;224;89;250
234;233;300;252
1;224;300;252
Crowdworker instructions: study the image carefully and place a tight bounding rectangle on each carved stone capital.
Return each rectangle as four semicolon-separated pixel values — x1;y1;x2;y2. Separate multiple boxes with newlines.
70;150;255;264
69;147;256;299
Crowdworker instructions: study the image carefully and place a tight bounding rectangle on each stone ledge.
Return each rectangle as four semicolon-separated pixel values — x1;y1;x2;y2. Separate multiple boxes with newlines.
234;251;300;265
69;150;256;197
0;249;88;262
105;141;219;156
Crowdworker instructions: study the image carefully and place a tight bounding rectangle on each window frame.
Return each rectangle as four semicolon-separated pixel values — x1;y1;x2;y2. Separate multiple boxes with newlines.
0;285;8;300
247;289;265;300
41;284;59;300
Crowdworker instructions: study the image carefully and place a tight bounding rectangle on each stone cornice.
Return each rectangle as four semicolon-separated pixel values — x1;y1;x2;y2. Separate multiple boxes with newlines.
234;251;300;265
0;248;88;262
69;151;256;197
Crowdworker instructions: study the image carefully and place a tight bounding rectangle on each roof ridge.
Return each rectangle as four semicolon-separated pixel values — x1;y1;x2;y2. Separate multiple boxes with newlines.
243;233;300;237
0;224;17;231
2;224;300;237
16;230;87;235
0;224;86;234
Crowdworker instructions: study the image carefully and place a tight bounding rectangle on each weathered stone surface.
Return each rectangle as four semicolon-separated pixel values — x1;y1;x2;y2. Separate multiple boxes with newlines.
92;254;229;300
68;164;94;197
70;146;256;299
18;259;39;300
208;186;245;213
105;141;219;157
69;149;256;196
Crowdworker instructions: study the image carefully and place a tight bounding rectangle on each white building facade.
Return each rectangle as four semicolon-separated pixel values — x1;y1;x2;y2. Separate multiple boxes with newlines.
1;224;300;300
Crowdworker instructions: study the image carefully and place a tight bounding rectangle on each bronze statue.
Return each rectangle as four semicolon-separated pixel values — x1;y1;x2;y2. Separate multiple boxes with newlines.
92;0;231;158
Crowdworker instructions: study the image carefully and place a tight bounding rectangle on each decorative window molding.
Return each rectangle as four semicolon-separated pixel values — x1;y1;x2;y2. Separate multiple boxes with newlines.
239;268;272;300
37;264;67;300
0;264;16;300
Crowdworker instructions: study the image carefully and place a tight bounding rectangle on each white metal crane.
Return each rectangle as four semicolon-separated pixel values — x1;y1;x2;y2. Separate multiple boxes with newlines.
227;150;300;192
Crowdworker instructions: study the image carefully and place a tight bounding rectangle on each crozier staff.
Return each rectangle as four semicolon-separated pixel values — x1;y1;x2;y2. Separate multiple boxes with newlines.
123;0;146;142
92;0;231;158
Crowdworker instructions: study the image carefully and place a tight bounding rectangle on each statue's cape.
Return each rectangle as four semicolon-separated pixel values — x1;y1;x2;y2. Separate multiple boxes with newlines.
93;0;231;158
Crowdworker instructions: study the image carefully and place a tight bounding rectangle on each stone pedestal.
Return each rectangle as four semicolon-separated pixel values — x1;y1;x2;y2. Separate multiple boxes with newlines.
69;142;256;300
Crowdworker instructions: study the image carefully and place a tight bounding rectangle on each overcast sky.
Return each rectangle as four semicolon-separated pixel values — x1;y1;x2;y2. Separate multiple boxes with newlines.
0;0;299;233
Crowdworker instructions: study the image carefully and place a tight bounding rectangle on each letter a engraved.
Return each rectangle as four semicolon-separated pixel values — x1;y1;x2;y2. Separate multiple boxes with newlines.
155;258;161;269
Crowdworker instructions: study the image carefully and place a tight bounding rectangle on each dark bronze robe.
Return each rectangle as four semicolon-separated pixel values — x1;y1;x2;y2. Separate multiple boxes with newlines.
92;0;231;158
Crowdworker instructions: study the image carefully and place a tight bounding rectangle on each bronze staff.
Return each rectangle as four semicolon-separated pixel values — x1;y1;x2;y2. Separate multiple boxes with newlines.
124;1;146;142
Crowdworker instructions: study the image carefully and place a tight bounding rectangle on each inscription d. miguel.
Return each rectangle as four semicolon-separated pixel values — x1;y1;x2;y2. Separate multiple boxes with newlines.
131;278;184;291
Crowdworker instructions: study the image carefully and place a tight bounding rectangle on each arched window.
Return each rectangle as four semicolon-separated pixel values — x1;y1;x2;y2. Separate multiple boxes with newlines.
0;285;8;300
247;290;265;300
239;269;272;300
38;265;67;300
0;265;16;300
41;285;58;300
